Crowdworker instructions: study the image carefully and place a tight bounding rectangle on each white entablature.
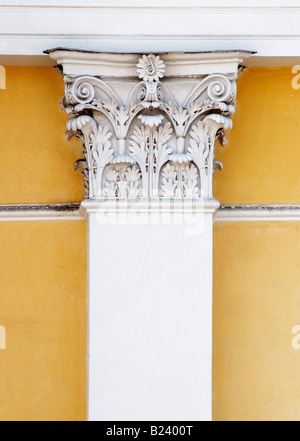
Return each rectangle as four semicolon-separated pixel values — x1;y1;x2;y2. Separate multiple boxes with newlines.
48;49;252;202
0;2;297;65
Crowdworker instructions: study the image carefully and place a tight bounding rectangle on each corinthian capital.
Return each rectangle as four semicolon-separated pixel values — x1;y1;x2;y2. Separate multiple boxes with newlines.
47;49;252;201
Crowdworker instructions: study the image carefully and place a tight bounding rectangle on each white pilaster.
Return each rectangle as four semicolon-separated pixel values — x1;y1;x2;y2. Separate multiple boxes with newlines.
82;200;218;421
49;49;252;421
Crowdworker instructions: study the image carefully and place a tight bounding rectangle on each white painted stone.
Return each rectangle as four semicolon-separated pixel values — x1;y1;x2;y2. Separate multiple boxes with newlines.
50;50;250;421
0;1;299;65
84;201;216;421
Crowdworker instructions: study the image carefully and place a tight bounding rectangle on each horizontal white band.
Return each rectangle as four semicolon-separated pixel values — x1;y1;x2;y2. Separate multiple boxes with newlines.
0;204;83;222
0;204;300;222
0;1;297;8
0;1;300;64
80;199;220;217
215;207;300;222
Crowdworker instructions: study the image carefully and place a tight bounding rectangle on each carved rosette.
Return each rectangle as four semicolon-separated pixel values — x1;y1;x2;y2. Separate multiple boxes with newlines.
61;54;237;200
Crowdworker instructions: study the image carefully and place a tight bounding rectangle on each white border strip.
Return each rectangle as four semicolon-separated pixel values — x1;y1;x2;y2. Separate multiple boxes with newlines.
215;207;300;222
1;205;300;222
1;0;299;10
0;211;83;222
0;205;83;222
0;2;299;62
80;198;220;217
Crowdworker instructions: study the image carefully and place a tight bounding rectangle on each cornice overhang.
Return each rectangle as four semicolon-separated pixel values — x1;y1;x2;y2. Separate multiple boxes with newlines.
48;49;253;208
0;2;297;66
46;49;253;76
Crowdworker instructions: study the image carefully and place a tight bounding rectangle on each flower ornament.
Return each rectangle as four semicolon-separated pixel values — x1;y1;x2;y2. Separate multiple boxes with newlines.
137;54;166;82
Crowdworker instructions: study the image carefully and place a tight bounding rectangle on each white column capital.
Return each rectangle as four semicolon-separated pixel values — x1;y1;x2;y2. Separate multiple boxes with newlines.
48;49;252;205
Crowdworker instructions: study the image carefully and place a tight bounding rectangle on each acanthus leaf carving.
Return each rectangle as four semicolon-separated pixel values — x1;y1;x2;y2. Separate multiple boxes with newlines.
60;53;239;201
129;125;149;197
67;115;114;198
153;122;173;196
161;163;200;199
105;165;141;199
187;121;211;196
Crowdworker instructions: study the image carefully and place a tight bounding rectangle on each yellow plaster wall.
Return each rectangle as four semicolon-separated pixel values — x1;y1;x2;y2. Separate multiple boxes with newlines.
214;67;300;205
0;221;87;421
213;222;300;421
1;67;299;206
1;66;300;421
212;67;300;420
0;67;84;204
0;66;298;206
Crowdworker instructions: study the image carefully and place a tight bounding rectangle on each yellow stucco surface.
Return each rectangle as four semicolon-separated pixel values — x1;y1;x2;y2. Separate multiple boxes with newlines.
214;67;300;205
0;221;87;421
1;66;300;421
0;67;299;205
213;222;300;421
0;67;84;204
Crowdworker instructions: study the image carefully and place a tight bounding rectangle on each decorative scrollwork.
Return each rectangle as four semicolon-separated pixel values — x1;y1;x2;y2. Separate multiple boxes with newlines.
74;81;95;104
61;53;238;200
207;76;231;102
